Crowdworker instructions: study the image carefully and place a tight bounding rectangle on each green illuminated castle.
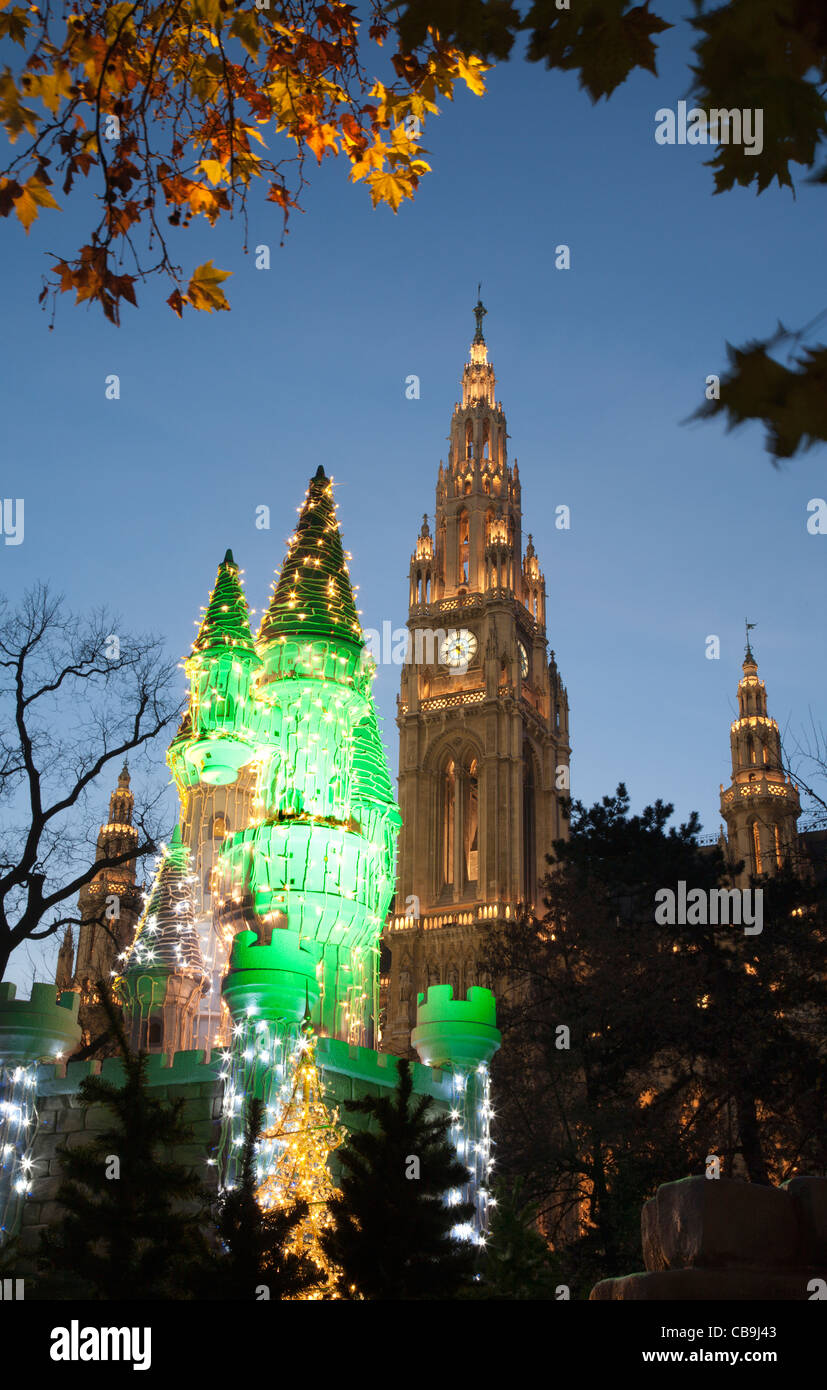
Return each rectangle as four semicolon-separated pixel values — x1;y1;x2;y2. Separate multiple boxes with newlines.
0;463;501;1257
126;465;402;1050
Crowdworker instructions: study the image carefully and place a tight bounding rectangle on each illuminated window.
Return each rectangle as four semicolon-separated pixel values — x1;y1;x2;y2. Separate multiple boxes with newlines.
751;822;763;876
774;824;783;868
464;760;479;884
213;814;227;839
458;511;470;585
443;760;455;887
523;743;536;902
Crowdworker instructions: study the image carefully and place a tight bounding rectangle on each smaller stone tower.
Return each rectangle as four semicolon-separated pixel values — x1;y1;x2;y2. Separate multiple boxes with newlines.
56;763;142;1046
720;633;801;886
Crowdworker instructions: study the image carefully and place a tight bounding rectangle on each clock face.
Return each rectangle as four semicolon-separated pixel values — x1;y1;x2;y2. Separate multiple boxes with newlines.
440;628;478;668
518;640;529;678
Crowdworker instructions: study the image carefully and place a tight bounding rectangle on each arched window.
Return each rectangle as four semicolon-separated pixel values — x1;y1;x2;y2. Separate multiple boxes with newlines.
212;814;227;839
482;421;490;459
465;421;474;458
464;759;479;884
751;821;763;876
443;760;455;887
523;743;536;903
458;511;470;585
774;824;783;868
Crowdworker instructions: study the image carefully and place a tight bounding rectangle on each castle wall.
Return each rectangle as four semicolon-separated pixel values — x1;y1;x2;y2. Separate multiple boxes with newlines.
16;1044;455;1260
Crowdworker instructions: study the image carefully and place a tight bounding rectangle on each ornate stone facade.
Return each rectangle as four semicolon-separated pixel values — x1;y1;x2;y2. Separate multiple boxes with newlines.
384;301;570;1055
55;764;142;1047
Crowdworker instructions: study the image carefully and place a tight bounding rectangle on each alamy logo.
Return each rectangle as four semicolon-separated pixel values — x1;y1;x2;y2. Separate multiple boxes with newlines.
361;624;470;674
655;102;763;156
654;883;763;936
2;498;24;545
50;1322;151;1371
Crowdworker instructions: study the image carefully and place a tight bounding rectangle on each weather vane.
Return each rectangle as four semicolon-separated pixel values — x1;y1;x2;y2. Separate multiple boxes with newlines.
745;618;756;657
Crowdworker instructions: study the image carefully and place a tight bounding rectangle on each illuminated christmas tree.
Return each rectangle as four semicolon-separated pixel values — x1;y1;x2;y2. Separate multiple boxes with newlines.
256;1033;346;1300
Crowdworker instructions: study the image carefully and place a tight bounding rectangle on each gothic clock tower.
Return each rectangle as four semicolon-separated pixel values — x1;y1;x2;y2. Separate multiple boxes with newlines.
384;299;570;1055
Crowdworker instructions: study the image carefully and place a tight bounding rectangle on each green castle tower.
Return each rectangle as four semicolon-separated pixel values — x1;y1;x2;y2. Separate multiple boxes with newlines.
167;468;401;1047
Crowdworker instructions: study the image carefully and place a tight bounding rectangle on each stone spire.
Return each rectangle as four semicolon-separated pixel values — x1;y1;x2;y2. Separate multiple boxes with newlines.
388;309;570;1056
472;285;487;345
720;642;801;885
58;763;142;1051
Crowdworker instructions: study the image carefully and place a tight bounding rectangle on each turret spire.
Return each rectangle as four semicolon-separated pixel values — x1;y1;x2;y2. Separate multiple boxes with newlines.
193;549;256;656
258;469;362;650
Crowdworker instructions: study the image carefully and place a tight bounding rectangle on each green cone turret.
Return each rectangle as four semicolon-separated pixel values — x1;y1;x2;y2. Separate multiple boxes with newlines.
168;550;261;788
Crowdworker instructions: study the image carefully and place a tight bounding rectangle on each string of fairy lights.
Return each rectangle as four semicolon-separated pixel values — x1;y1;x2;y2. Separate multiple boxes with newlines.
216;1019;345;1298
255;1032;344;1299
0;1063;38;1241
447;1062;495;1245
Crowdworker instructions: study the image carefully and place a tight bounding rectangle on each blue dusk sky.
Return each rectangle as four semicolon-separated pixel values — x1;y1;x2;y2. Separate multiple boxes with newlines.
1;5;825;986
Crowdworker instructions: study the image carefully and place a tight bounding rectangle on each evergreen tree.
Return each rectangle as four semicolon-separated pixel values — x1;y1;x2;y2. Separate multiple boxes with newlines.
483;784;826;1294
321;1058;476;1299
197;1098;318;1300
255;1038;346;1299
37;986;210;1300
471;1179;560;1300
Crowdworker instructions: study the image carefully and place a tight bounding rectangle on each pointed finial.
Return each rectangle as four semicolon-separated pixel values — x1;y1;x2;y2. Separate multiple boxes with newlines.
118;759;130;788
473;285;487;344
313;465;327;482
745;618;757;662
222;548;236;568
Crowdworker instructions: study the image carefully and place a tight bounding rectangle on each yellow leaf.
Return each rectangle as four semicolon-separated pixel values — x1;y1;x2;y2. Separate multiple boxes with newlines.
23;66;74;114
27;177;60;210
365;169;412;213
12;175;60;232
229;10;261;59
198;158;227;186
184;260;232;313
453;53;488;97
13;186;37;231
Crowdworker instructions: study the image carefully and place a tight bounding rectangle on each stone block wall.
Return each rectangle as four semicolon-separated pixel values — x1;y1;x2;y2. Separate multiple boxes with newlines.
591;1175;827;1300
